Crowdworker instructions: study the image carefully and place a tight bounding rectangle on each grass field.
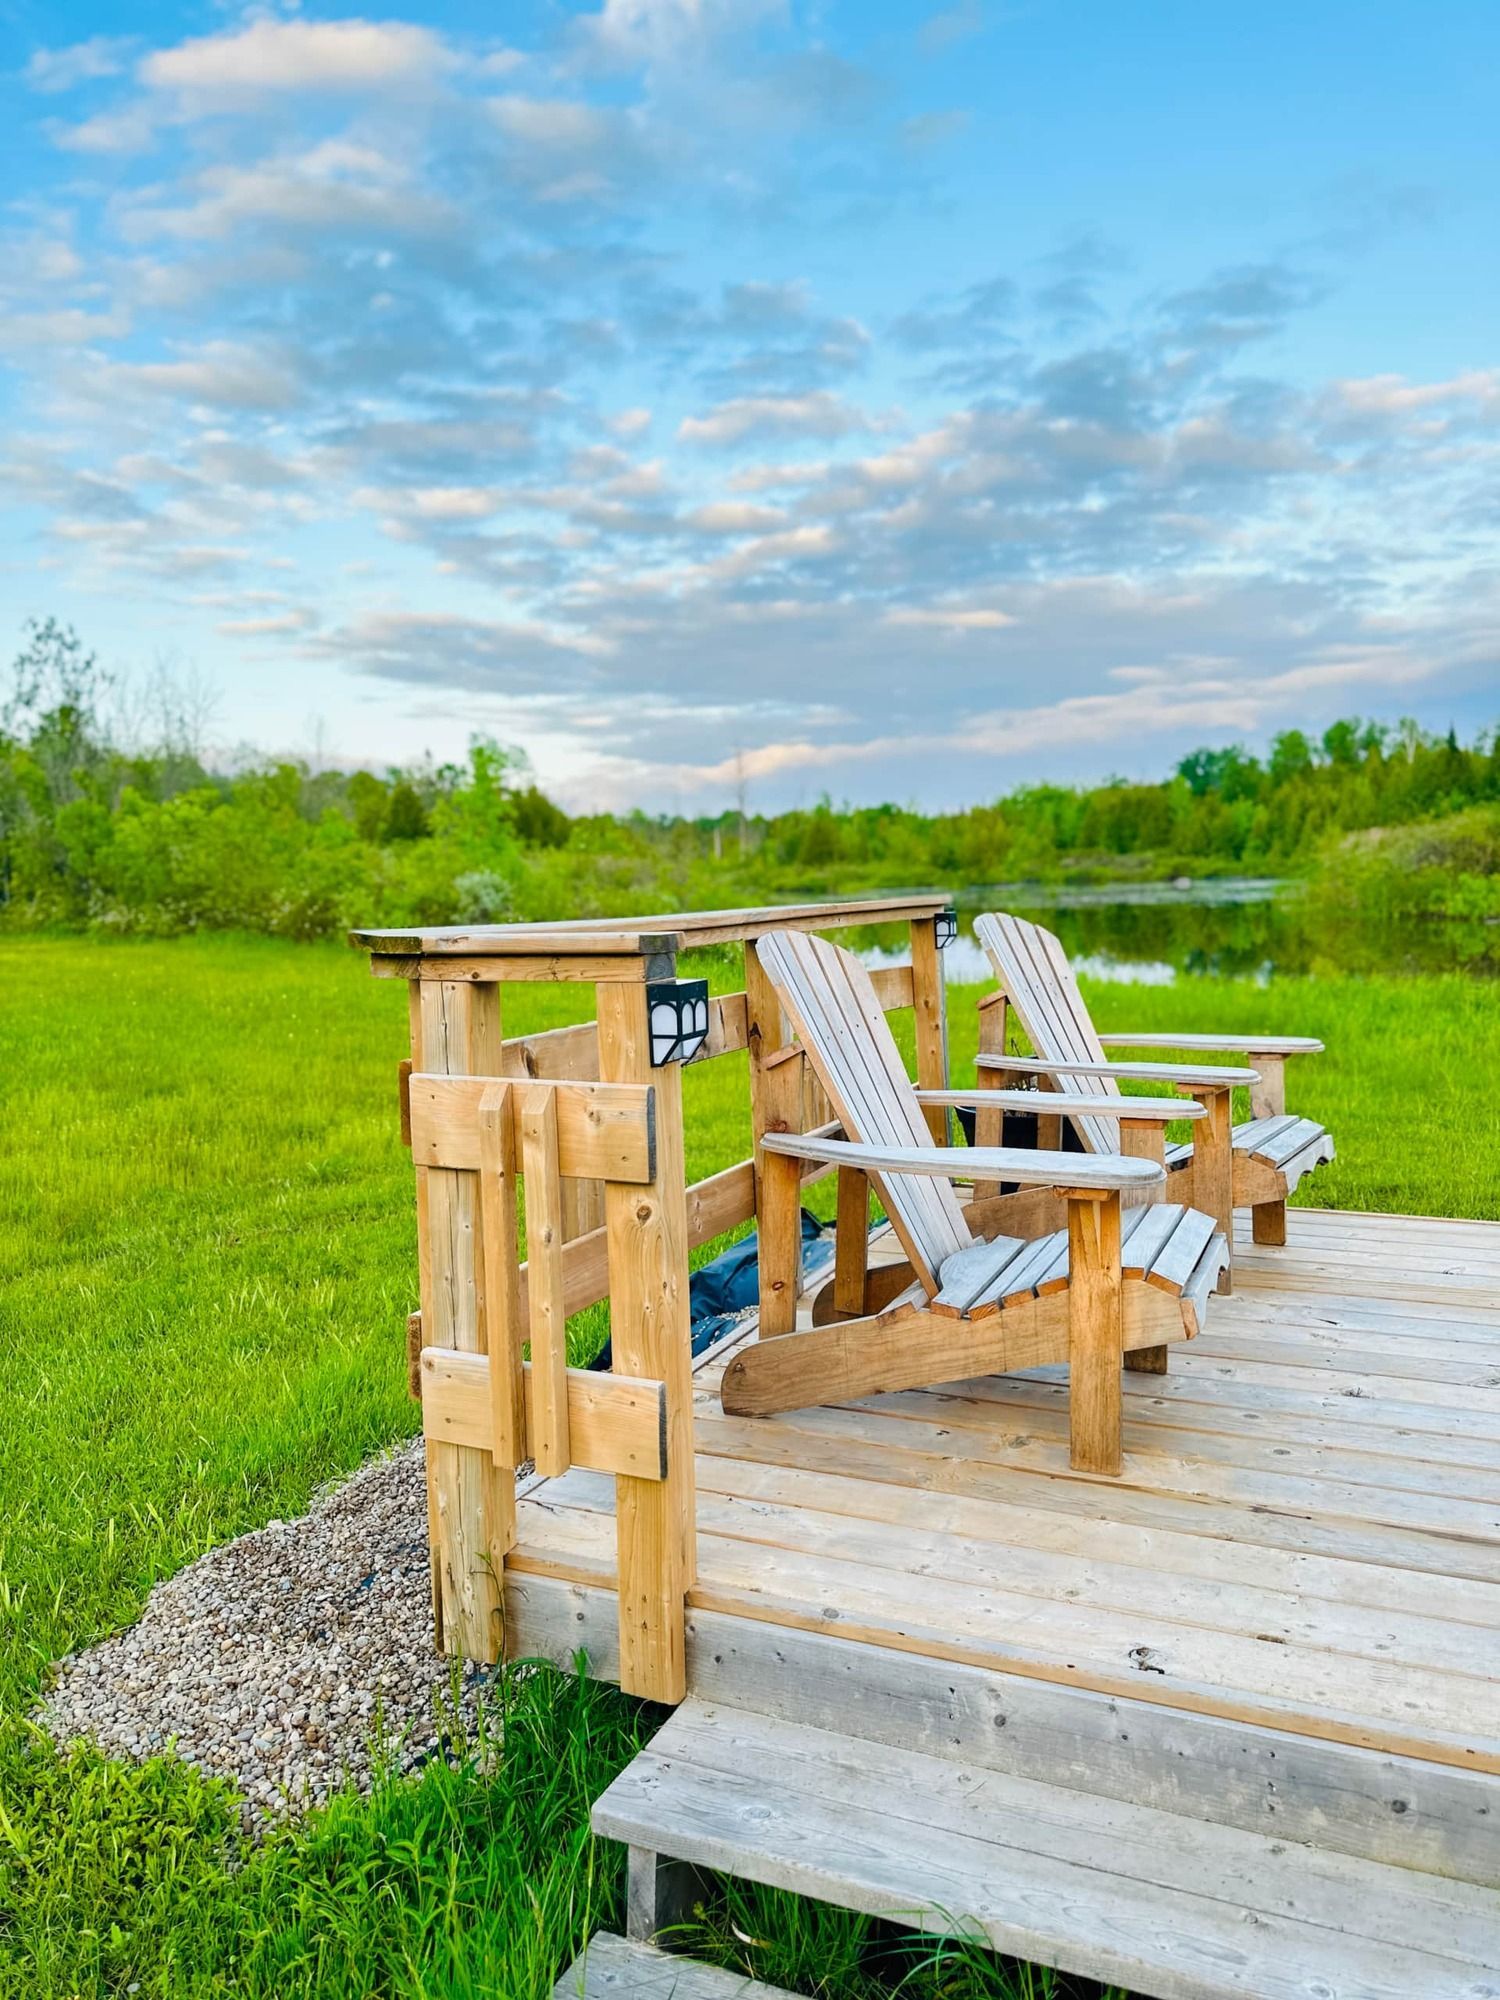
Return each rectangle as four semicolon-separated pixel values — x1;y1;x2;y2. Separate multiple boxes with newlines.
2;934;1497;1998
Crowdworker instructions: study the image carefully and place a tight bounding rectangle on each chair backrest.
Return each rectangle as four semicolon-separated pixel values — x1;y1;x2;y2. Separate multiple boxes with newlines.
756;930;973;1292
972;912;1117;1156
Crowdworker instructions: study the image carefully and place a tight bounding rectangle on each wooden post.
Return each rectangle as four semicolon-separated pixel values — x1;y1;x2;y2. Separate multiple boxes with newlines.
1119;1119;1169;1375
412;978;514;1663
597;981;694;1704
910;915;949;1144
1066;1189;1123;1475
757;1047;806;1337
1251;1055;1289;1246
834;1165;870;1319
971;990;1008;1203
745;938;803;1339
1188;1084;1235;1289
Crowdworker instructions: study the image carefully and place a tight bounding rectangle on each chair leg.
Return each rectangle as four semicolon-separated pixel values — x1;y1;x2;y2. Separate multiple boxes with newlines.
1252;1197;1288;1246
1125;1345;1169;1375
1066;1191;1123;1475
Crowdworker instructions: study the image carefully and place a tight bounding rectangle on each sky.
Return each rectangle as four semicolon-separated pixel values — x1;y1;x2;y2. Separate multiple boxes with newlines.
0;1;1496;815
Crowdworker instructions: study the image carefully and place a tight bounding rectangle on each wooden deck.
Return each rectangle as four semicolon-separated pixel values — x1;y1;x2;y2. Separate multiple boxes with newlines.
508;1206;1500;1996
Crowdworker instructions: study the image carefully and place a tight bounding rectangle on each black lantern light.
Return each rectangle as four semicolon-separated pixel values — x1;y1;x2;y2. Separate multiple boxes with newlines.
934;907;959;950
647;978;710;1066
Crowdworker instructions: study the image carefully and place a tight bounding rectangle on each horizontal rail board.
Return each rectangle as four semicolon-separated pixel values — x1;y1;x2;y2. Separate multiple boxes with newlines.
422;1348;668;1481
354;925;678;956
491;966;915;1084
357;898;948;960
409;1074;656;1184
369;952;674;984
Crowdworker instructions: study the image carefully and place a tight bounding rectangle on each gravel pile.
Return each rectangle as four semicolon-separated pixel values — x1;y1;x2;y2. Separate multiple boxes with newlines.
41;1441;502;1828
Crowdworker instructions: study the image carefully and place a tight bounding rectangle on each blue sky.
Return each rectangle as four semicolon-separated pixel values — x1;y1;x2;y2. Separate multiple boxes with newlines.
1;1;1496;812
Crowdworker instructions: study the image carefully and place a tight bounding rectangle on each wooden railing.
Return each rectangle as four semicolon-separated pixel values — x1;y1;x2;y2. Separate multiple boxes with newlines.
358;899;952;1704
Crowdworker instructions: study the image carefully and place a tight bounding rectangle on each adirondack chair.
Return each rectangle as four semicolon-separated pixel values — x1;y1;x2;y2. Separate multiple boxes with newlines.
721;930;1231;1475
973;912;1335;1252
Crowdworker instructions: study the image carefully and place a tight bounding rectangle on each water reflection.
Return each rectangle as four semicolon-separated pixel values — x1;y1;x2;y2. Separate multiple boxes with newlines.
851;879;1497;982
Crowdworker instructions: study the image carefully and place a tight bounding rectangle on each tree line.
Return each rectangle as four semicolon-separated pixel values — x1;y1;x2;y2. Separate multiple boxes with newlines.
2;619;1496;939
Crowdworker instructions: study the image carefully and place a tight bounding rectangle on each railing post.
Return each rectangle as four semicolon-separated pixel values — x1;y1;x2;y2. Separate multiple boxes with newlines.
971;989;1009;1203
410;976;514;1662
596;980;694;1705
909;915;949;1144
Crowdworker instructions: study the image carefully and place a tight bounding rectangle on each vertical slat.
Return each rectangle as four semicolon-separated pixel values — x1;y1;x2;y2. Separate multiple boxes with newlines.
1190;1085;1235;1290
520;1085;570;1477
477;1083;525;1466
1250;1054;1289;1247
1067;1190;1123;1475
417;978;513;1663
971;990;1008;1204
597;981;693;1704
1250;1053;1287;1124
909;915;949;1144
1119;1119;1170;1376
834;1165;870;1318
746;940;802;1339
757;1047;806;1337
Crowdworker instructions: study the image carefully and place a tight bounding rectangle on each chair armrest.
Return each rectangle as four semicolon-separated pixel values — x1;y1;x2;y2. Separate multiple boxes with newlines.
1097;1033;1323;1057
759;1130;1165;1193
977;1053;1257;1087
913;1087;1204;1124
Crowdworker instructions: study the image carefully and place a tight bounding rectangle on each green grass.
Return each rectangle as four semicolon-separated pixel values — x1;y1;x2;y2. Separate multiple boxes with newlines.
1;934;1496;1998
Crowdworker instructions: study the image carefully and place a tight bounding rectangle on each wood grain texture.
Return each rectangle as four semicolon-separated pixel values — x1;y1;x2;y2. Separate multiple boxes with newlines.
506;1587;1500;1888
477;1083;524;1468
597;979;694;1702
909;915;949;1145
415;978;512;1663
408;1072;655;1184
421;1348;667;1480
520;1086;570;1477
553;1931;797;1998
1066;1192;1123;1474
591;1701;1500;2000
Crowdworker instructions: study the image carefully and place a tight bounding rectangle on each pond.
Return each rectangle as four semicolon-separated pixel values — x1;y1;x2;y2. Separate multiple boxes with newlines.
856;878;1499;983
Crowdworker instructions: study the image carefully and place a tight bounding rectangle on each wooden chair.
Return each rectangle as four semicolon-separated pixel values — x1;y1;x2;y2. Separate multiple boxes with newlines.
974;912;1334;1251
720;930;1230;1475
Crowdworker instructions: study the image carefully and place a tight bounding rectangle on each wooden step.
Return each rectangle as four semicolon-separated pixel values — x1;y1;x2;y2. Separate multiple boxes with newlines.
553;1930;796;1998
593;1699;1500;2000
512;1580;1500;1888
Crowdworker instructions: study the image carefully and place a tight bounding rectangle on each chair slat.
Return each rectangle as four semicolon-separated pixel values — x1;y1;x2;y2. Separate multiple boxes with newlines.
759;932;972;1287
1120;1202;1185;1279
1146;1207;1218;1294
975;914;1122;1157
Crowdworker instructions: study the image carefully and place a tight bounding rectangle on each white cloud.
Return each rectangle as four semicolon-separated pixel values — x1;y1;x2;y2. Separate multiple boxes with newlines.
55;103;157;155
106;342;302;410
607;407;653;438
884;604;1016;633
683;500;788;532
1333;370;1500;417
489;94;616;148
26;35;135;93
141;19;454;95
678;391;874;446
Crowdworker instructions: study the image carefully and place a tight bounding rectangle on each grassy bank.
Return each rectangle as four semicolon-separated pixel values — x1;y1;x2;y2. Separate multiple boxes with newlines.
2;935;1496;1998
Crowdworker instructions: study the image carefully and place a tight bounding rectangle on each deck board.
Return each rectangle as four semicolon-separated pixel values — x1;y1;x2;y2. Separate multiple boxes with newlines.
512;1205;1500;1786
